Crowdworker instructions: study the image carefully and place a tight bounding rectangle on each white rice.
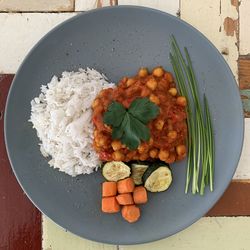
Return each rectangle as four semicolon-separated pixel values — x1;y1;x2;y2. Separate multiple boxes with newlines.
30;68;114;176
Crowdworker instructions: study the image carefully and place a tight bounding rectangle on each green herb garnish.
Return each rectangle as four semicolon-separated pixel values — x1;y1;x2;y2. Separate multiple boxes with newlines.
170;35;214;195
103;98;159;150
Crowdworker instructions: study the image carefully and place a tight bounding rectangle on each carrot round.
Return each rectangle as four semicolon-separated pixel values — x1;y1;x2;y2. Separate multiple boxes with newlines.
102;197;120;213
121;205;140;223
102;181;117;197
117;177;135;194
133;186;148;204
116;193;134;205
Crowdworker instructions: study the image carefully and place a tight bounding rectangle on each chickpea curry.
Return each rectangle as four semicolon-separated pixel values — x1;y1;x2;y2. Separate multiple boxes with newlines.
92;66;187;164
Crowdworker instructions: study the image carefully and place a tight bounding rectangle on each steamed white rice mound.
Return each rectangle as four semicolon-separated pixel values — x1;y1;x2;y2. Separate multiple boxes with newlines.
30;68;114;176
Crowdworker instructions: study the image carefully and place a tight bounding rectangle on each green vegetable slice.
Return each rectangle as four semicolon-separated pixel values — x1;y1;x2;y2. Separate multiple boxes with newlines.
143;164;172;192
131;164;149;185
102;161;131;182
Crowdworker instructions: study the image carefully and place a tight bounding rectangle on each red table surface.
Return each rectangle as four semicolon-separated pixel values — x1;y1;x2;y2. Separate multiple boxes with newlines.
0;75;41;250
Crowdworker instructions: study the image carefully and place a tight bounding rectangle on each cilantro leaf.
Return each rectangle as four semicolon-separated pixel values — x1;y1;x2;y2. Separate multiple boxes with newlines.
103;97;159;150
112;113;150;149
120;113;141;150
103;101;126;127
111;113;128;139
129;98;160;123
129;115;150;142
112;127;123;139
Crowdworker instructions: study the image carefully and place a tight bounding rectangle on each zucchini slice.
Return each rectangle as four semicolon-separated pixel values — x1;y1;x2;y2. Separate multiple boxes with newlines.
131;164;148;185
143;164;172;192
102;161;131;181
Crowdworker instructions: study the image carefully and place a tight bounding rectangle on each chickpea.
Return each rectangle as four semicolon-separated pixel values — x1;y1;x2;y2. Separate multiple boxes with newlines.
166;153;176;163
111;140;123;151
126;78;136;87
96;137;106;147
146;78;157;90
168;87;177;96
92;98;100;109
168;130;177;139
159;149;170;161
176;96;187;107
138;67;148;77
164;72;174;82
149;94;160;105
152;67;164;77
155;119;164;130
149;148;158;158
176;145;186;156
112;151;125;161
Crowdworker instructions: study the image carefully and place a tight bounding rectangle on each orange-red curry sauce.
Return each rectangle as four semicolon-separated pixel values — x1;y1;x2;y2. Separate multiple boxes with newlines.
92;67;187;163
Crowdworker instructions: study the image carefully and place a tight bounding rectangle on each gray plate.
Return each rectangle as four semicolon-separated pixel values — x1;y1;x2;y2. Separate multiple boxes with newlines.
4;6;244;245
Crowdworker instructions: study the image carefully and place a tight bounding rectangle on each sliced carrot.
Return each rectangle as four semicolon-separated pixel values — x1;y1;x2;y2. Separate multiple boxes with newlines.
121;205;140;223
133;186;148;204
117;177;135;194
102;197;120;213
116;193;134;205
102;181;117;197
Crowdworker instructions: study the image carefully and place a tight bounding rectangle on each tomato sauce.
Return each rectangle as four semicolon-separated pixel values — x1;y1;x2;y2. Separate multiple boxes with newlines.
92;67;187;163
